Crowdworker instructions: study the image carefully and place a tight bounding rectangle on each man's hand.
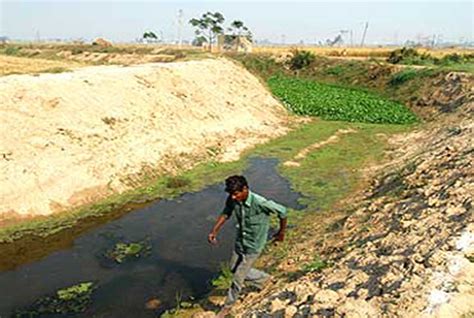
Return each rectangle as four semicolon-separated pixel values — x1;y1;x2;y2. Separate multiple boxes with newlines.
208;232;218;245
272;217;287;243
272;231;285;243
208;215;228;246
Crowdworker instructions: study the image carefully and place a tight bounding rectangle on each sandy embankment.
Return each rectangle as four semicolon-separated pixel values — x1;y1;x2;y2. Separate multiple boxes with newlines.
0;58;289;220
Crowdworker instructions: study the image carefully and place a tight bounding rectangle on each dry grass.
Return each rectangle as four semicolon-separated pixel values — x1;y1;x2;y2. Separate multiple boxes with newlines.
252;46;474;58
0;42;210;76
0;55;82;76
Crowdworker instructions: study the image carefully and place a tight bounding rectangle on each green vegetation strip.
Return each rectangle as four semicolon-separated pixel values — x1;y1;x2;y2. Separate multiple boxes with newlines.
268;75;418;124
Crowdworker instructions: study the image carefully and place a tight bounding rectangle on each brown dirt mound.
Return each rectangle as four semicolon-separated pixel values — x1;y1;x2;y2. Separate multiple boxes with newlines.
0;58;290;219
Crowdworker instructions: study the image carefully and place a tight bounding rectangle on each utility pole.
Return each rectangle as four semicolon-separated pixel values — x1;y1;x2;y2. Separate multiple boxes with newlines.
281;34;286;46
159;30;164;43
360;22;369;47
176;9;183;46
350;30;353;47
340;30;349;46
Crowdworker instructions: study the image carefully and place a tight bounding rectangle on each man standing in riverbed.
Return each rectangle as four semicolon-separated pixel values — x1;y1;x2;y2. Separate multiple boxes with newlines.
208;175;288;317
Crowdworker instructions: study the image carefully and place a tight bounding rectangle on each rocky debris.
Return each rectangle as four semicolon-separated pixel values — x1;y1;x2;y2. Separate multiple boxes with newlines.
415;72;474;119
145;298;161;310
192;311;217;318
232;82;473;317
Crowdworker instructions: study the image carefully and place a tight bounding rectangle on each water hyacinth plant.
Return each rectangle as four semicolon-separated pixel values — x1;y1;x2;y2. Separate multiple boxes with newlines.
268;75;418;124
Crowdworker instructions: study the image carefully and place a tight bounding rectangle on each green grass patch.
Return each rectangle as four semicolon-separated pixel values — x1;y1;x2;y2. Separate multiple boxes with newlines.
302;255;329;273
324;65;345;76
389;67;440;86
4;46;22;56
388;68;419;86
269;121;413;211
268;75;418;124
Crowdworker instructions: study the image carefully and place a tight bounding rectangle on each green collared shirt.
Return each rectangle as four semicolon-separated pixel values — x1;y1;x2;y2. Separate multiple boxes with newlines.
221;191;287;254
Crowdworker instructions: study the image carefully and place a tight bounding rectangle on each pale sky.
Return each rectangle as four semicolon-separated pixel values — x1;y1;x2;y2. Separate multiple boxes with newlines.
1;0;473;45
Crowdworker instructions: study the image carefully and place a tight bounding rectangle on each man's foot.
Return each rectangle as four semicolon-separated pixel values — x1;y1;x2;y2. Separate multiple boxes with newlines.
216;305;231;318
247;275;274;292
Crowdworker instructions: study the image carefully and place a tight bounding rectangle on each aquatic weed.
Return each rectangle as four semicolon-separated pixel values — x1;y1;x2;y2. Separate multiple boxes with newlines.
268;75;418;124
14;282;96;317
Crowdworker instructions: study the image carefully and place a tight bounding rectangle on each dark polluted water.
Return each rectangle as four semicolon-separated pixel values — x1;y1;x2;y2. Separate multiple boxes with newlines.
0;158;304;317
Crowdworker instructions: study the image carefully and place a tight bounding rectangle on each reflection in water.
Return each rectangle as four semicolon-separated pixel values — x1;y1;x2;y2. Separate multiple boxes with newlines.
0;158;304;317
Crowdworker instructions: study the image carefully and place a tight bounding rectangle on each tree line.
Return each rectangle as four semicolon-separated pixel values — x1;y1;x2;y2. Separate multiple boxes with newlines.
142;11;252;50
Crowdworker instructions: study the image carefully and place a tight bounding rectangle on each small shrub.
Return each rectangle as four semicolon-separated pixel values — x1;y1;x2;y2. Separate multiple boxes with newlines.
435;53;474;66
211;263;233;289
238;54;280;79
387;47;432;65
289;50;316;70
4;46;21;56
440;53;462;64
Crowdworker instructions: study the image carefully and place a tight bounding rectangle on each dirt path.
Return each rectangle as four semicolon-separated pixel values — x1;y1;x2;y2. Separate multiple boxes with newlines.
0;58;290;221
283;128;357;167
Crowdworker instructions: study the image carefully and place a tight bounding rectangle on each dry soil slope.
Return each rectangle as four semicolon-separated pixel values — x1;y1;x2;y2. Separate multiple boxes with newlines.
230;73;474;318
0;58;289;219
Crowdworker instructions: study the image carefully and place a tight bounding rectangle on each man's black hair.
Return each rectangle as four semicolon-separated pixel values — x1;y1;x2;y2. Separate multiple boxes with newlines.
225;175;248;193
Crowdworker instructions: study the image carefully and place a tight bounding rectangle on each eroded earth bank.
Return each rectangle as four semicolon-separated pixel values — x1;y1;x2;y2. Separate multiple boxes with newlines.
0;58;289;221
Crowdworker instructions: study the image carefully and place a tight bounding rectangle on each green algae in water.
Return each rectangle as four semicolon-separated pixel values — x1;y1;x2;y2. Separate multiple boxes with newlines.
103;239;152;264
14;282;95;317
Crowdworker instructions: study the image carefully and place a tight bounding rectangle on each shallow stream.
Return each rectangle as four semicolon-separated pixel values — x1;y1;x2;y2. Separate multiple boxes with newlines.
0;158;304;317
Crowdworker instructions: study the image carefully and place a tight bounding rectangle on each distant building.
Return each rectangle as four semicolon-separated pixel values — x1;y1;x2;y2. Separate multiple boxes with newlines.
0;36;9;44
217;34;253;53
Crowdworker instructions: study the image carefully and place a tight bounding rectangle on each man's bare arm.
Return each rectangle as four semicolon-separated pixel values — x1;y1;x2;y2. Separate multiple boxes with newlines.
208;214;228;245
273;217;287;242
